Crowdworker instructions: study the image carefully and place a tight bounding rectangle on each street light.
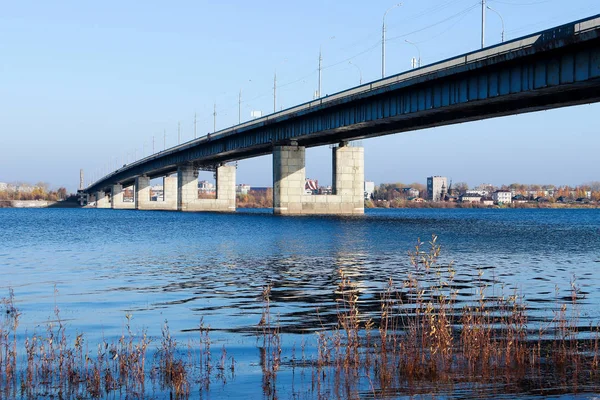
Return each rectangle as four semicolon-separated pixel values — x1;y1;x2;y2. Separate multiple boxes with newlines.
348;61;363;85
405;39;421;68
382;3;402;78
274;60;288;112
486;5;505;43
317;36;335;98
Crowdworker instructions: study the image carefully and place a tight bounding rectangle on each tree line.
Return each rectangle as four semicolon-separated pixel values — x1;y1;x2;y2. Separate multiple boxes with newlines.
0;182;68;201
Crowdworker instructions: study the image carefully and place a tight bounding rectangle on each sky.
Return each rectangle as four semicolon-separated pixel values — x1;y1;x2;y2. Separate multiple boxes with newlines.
1;0;599;192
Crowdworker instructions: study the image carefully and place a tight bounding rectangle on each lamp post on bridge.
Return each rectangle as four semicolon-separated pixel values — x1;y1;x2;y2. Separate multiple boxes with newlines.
405;39;421;68
481;0;486;48
348;61;363;85
382;3;402;79
486;5;505;43
317;37;335;98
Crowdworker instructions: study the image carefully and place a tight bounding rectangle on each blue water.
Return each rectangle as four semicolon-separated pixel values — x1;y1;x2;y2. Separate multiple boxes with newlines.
1;207;599;398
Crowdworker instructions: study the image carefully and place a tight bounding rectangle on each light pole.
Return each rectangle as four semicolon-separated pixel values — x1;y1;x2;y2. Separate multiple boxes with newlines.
405;39;421;68
481;0;486;48
318;48;322;97
274;60;287;110
239;79;252;123
317;37;335;98
382;3;402;79
213;103;217;133
239;89;242;123
486;5;505;43
348;61;362;85
273;71;277;113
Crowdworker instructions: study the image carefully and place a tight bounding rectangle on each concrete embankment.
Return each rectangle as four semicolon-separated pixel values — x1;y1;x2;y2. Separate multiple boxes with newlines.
0;200;56;208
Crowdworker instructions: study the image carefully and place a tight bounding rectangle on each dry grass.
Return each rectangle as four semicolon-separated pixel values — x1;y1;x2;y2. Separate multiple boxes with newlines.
1;238;599;399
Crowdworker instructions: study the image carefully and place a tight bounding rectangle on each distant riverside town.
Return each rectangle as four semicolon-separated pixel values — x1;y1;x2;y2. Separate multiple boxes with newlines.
1;177;599;207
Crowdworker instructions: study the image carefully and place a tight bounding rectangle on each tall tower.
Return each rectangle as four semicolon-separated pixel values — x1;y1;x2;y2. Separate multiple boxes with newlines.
80;169;84;190
427;176;448;202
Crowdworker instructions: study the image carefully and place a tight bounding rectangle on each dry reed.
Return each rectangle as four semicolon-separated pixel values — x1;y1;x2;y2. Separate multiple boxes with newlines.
1;237;599;399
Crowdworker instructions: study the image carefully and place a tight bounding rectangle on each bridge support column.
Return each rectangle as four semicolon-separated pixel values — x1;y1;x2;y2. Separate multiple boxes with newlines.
273;143;364;215
134;176;177;211
95;191;111;209
177;164;236;212
111;184;135;209
162;176;178;210
135;176;151;210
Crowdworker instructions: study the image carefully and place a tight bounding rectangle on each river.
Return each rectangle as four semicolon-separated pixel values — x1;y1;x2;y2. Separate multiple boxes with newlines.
1;208;599;398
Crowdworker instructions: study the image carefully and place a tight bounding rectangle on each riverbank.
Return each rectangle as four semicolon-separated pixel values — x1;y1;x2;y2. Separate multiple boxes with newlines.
0;200;56;208
0;196;82;208
366;199;599;209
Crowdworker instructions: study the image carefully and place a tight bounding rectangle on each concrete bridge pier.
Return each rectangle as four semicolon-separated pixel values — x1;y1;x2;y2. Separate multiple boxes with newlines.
177;164;236;212
135;176;177;210
95;191;111;209
273;143;364;215
111;184;135;210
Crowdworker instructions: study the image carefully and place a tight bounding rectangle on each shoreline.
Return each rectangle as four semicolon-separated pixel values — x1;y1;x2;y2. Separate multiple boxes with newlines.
1;200;597;210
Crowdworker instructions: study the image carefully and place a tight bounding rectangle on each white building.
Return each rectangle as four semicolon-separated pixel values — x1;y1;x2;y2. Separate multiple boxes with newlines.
460;193;482;203
473;184;495;196
0;182;7;191
198;180;215;194
151;185;164;201
402;187;420;198
493;190;512;204
427;176;447;202
236;184;251;195
364;181;375;200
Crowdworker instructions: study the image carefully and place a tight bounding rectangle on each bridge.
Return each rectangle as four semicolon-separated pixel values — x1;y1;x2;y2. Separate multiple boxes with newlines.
82;14;600;215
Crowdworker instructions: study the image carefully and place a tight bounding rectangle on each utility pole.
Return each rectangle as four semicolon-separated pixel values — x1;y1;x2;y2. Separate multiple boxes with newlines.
152;135;155;153
163;129;166;150
238;89;242;124
79;169;84;190
194;113;197;138
178;121;181;144
213;103;217;133
318;48;322;98
273;72;277;113
481;0;486;49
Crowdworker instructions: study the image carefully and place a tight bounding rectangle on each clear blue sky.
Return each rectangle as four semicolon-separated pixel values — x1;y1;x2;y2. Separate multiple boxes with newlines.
1;0;599;191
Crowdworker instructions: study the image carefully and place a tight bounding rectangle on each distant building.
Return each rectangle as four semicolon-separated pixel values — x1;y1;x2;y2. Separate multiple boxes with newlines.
512;194;529;203
460;193;482;203
151;185;164;201
473;183;495;196
402;187;420;198
364;181;375;200
319;186;333;195
427;176;448;202
198;180;215;194
493;190;512;204
236;184;251;195
0;182;7;191
481;197;494;206
305;178;318;195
